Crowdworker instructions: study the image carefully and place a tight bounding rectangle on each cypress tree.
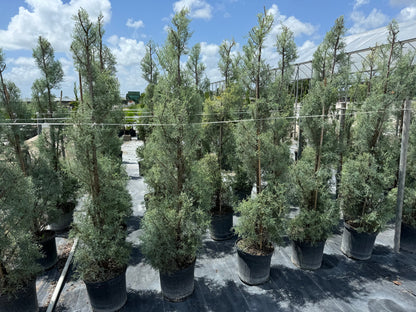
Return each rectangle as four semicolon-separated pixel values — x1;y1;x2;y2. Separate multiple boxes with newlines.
68;9;132;282
140;9;210;273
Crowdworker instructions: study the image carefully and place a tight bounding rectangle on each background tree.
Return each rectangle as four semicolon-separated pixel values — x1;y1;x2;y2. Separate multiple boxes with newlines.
242;10;273;100
0;50;31;175
218;39;237;88
275;25;297;83
31;36;78;232
141;40;158;85
0;48;41;296
186;43;206;89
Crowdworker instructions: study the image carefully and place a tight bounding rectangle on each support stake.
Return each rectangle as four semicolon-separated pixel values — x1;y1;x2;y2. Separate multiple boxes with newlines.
394;99;412;253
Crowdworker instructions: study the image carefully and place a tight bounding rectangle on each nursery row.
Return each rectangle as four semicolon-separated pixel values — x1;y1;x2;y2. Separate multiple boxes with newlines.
1;6;416;312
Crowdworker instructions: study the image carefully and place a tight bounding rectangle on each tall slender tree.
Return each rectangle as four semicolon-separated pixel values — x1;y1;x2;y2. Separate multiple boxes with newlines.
275;25;297;82
140;9;210;280
32;37;78;227
186;43;206;88
0;48;41;299
289;16;346;244
237;9;274;194
340;20;415;235
234;10;289;256
218;39;237;87
68;9;132;283
0;51;30;175
141;40;158;85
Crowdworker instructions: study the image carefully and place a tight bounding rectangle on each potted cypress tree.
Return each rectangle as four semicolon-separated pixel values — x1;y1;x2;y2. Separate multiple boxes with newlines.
68;9;132;311
288;16;346;270
202;85;241;240
233;9;291;284
340;153;394;260
340;21;414;259
139;9;211;301
29;154;60;270
0;162;41;312
234;187;287;285
0;49;41;312
29;37;79;269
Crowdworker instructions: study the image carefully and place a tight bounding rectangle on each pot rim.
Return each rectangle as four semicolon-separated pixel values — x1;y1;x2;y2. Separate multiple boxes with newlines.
235;238;274;257
84;266;127;285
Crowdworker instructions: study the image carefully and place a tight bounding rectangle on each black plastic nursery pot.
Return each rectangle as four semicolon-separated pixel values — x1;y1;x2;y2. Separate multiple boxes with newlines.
236;240;274;285
210;212;234;241
49;203;75;233
234;186;252;202
341;222;378;260
400;223;416;253
291;239;326;270
0;279;38;312
37;230;58;270
84;269;127;312
159;260;196;302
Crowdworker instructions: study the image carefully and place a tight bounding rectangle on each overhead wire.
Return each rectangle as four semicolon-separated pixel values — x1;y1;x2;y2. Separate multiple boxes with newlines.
0;107;412;127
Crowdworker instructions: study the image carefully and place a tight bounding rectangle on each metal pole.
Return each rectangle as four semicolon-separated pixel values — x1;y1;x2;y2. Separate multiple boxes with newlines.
394;99;412;253
336;101;346;199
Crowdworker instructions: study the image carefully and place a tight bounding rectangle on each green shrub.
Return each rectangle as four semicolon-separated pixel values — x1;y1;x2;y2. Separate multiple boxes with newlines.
288;147;338;243
340;152;394;233
140;194;209;273
234;186;287;252
0;163;41;295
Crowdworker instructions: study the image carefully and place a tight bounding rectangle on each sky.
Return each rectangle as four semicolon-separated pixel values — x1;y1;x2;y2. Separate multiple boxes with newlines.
0;0;415;99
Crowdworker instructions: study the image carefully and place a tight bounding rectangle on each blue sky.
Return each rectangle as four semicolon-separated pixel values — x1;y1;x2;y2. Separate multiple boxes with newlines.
0;0;415;99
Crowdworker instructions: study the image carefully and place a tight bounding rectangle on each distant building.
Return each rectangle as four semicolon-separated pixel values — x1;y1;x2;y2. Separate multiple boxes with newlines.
126;91;141;105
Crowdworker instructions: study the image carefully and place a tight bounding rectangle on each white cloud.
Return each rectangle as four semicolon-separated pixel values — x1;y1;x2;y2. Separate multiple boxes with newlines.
0;0;112;52
7;57;39;89
2;54;80;100
200;42;221;82
348;8;389;34
262;4;317;67
126;18;144;29
353;0;370;10
267;4;317;38
398;5;416;21
107;36;147;94
297;40;317;63
173;0;213;20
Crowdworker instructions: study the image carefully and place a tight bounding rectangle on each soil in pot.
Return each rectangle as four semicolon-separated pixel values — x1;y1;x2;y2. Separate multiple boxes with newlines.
0;279;38;312
84;268;127;312
37;230;58;270
210;206;234;241
236;239;274;286
291;240;326;270
400;223;416;253
341;222;378;260
159;259;196;302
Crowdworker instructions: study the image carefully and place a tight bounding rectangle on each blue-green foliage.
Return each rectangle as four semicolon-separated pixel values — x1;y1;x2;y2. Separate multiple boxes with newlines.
234;186;287;251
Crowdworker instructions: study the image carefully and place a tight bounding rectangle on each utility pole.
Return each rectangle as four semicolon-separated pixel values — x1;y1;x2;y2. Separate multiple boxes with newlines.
394;99;412;253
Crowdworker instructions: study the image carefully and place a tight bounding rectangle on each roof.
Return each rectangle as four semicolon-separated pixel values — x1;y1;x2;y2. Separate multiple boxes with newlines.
294;20;416;80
